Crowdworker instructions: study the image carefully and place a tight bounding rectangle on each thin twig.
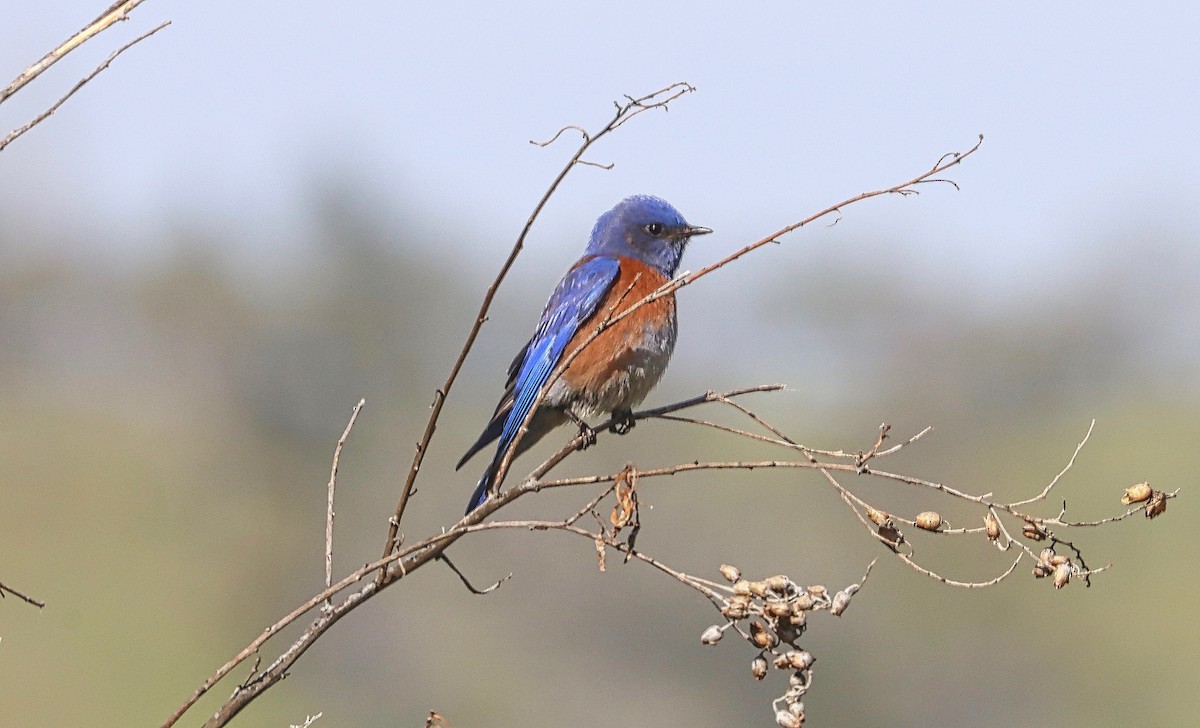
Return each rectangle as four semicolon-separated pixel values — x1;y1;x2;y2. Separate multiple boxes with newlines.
655;412;798;449
1008;419;1094;507
898;550;1023;588
0;579;46;608
0;0;155;106
438;553;512;595
714;393;798;445
325;399;365;609
2;20;171;152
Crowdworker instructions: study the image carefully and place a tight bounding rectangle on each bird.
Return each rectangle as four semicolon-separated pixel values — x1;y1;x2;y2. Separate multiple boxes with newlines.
457;195;712;513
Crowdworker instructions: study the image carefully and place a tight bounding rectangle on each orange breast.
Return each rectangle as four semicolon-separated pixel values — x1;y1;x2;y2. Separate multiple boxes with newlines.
557;257;677;414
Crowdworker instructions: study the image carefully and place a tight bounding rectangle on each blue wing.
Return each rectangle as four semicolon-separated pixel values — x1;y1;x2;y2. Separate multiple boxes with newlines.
463;256;620;511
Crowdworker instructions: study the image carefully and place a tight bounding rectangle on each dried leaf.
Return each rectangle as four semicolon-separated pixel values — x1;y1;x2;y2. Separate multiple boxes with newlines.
610;465;639;534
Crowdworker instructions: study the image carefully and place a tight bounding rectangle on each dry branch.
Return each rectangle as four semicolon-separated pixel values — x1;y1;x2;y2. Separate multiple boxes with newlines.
1;3;169;153
324;399;364;609
0;1;154;105
0;579;45;609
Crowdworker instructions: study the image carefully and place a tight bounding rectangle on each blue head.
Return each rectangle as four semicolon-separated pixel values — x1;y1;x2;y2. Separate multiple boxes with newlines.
584;195;712;276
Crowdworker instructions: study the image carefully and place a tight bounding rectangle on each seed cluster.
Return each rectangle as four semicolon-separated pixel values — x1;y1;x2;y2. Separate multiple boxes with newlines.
699;564;869;726
1031;546;1076;589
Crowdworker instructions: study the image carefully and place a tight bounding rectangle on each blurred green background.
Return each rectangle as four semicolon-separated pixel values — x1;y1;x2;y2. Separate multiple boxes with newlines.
2;2;1197;726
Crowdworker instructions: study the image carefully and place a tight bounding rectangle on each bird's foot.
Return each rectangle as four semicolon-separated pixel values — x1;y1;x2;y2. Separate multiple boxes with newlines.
609;408;636;435
577;422;598;450
566;411;598;450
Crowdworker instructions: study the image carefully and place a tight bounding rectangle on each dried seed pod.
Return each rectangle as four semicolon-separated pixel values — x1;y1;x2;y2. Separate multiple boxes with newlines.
1032;565;1048;578
792;593;815;612
719;564;742;583
733;580;753;596
751;656;768;680
1049;554;1069;566
765;601;792;619
700;625;724;645
789;672;808;689
786;650;815;670
867;506;890;526
830;589;853;616
1022;519;1047;541
806;585;827;598
1038;547;1056;566
773;653;791;670
764;575;791;593
1053;562;1072;589
1145;490;1167;519
749;580;769;598
723;597;750;620
750;621;778;649
1121;482;1153;505
984;512;1001;541
788;611;807;629
915;511;942;531
788;700;806;719
775;709;802;728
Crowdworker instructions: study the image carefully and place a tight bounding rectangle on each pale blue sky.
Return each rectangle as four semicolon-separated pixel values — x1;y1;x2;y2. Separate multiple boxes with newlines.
2;1;1197;287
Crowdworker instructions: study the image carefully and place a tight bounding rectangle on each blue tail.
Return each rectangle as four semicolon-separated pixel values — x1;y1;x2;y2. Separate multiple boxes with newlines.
465;470;492;514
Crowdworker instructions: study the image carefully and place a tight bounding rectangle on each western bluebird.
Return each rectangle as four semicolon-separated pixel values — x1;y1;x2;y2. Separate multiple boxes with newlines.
457;195;711;513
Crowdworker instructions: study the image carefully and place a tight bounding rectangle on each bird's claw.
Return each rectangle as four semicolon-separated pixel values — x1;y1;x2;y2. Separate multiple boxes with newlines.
565;410;598;450
577;422;598;450
609;409;636;435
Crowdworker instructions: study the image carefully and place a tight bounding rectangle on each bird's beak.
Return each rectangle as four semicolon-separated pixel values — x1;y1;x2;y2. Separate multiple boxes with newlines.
683;225;713;238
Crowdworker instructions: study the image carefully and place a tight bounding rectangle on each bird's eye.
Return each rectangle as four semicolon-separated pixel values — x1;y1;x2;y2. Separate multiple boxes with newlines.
644;222;665;236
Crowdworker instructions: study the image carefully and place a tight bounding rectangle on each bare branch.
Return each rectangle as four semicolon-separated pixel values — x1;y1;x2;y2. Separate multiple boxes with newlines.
438;553;512;595
530;124;589;146
324;399;364;609
1008;419;1094;507
0;579;45;609
664;135;987;301
290;714;322;728
1;20;171;153
0;0;156;106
